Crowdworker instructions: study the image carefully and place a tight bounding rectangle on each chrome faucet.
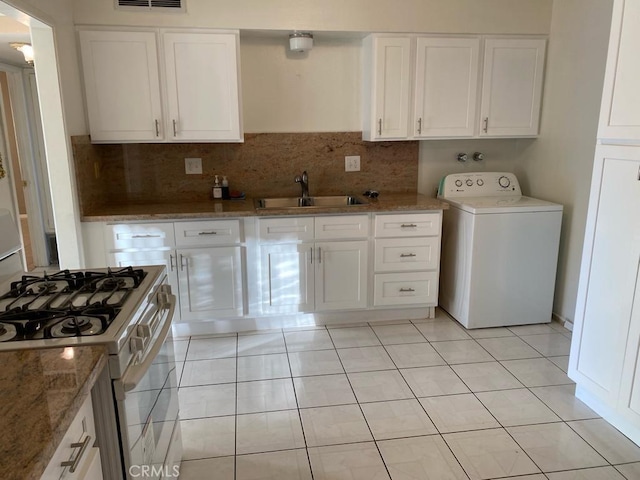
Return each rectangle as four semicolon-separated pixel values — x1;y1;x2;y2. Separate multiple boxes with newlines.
295;171;309;198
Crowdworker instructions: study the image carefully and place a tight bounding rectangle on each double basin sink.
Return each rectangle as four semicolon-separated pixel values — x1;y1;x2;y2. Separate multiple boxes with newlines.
255;195;367;209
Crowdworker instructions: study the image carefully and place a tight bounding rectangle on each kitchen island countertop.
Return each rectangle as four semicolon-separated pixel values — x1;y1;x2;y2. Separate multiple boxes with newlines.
0;345;108;480
80;192;448;222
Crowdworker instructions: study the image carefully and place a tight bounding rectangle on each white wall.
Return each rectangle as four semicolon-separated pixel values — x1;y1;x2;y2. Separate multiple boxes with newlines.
513;0;613;325
73;0;552;35
241;34;361;133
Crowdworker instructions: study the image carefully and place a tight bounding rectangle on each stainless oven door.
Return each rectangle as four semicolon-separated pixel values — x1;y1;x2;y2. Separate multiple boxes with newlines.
114;292;182;480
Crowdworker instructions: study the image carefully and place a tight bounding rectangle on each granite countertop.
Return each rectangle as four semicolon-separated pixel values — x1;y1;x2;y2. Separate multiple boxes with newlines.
0;346;108;480
80;192;448;222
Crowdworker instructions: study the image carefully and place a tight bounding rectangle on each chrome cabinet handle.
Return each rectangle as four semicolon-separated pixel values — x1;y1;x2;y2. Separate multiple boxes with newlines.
483;117;488;133
179;254;186;271
399;288;416;293
61;435;91;473
318;246;322;263
400;253;417;258
172;119;177;137
131;234;160;238
154;119;160;137
401;224;417;228
169;254;175;272
198;231;218;235
377;118;382;136
417;118;422;135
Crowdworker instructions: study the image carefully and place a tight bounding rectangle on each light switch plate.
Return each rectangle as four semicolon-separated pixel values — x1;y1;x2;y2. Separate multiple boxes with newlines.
185;158;202;174
345;155;361;172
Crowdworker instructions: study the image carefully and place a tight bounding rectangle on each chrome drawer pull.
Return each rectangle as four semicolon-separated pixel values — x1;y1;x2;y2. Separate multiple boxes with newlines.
399;288;415;293
400;224;417;228
400;253;417;258
131;234;160;238
198;231;218;235
61;435;91;473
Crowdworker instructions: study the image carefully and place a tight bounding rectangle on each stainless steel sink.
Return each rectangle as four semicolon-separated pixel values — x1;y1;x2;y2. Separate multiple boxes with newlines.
255;195;366;209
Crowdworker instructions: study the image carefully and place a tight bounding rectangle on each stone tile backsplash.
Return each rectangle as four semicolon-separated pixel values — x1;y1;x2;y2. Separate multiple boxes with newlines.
72;132;418;214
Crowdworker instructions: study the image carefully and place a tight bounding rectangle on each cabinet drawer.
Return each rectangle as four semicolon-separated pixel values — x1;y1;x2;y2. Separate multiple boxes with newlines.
373;271;438;306
315;215;369;240
175;220;241;247
105;223;175;250
374;213;441;237
42;395;97;480
375;237;439;272
259;217;314;242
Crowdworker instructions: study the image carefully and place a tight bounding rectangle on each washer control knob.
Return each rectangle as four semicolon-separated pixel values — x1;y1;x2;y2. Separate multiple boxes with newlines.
455;179;463;187
457;153;468;163
477;179;484;186
465;179;473;186
498;176;511;188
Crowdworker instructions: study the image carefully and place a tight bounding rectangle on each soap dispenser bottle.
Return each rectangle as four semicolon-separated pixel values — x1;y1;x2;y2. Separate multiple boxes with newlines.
213;175;222;199
222;176;230;199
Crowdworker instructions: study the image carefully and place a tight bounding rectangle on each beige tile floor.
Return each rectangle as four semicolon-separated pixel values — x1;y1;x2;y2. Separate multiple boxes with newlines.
174;310;640;480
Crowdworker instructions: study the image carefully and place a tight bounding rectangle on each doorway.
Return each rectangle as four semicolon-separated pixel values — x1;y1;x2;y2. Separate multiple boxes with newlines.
0;5;61;270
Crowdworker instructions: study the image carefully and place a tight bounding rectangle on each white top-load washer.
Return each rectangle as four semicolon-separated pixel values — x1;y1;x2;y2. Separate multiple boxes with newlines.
437;172;563;329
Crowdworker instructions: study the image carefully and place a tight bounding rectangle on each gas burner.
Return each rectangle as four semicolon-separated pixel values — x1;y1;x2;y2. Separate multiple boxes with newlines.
0;323;17;342
84;267;146;291
10;270;84;294
47;313;107;338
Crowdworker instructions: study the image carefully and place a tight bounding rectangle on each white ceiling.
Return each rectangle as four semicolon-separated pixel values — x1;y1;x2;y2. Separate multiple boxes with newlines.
0;16;32;68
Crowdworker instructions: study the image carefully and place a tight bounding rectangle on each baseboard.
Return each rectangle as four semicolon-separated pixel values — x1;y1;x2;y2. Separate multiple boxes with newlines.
552;312;574;331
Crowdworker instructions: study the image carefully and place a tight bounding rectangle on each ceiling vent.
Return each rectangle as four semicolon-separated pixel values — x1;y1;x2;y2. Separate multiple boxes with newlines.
116;0;185;12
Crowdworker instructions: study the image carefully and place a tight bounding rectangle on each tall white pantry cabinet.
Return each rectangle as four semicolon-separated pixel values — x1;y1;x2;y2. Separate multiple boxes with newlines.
569;0;640;445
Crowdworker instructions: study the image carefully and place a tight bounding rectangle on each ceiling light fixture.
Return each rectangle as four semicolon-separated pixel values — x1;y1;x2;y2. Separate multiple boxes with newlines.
289;32;313;52
9;42;34;66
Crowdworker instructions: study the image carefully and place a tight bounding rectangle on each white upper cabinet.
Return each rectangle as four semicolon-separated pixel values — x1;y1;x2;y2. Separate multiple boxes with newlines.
163;32;241;141
363;35;545;141
479;38;546;137
598;0;640;142
79;31;163;142
414;37;479;138
79;29;243;143
363;36;412;140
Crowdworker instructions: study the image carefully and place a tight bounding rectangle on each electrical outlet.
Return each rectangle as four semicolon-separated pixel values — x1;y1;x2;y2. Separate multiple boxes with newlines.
185;158;202;174
345;155;361;172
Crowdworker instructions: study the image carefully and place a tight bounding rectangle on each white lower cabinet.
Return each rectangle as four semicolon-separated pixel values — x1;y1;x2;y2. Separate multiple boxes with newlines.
42;395;103;480
258;216;369;314
373;213;441;308
105;220;245;322
176;246;243;320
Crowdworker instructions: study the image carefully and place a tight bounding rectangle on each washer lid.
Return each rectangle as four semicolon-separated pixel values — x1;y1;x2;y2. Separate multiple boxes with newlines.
443;195;563;214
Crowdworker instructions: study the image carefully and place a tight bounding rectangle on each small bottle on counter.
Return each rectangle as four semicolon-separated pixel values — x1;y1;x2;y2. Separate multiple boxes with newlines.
212;175;222;199
222;176;230;200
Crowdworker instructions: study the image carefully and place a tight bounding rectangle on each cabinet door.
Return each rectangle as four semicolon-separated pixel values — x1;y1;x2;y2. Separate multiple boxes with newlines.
571;147;640;405
414;37;479;138
260;243;314;314
177;246;243;320
598;0;640;141
315;241;368;311
479;38;546;137
163;32;242;142
368;37;411;140
79;30;163;142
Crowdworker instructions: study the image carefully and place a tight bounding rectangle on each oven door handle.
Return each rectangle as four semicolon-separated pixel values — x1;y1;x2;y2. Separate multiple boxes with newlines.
118;294;177;397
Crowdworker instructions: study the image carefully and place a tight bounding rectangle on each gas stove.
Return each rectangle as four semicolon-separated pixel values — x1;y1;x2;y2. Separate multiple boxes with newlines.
0;266;165;357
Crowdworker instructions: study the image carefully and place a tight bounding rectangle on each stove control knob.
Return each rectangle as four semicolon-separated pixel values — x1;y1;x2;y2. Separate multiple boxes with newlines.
477;179;484;186
498;176;511;188
130;336;144;354
465;179;473;186
455;179;463;187
137;324;152;340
